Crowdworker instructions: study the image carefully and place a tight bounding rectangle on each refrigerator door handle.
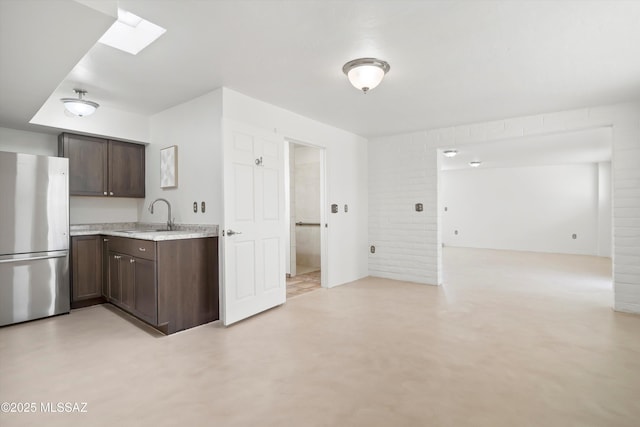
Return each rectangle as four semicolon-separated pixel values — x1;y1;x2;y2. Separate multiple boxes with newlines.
0;251;68;264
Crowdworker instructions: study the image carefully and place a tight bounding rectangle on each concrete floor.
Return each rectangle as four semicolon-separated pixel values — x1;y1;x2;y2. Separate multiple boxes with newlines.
1;247;639;426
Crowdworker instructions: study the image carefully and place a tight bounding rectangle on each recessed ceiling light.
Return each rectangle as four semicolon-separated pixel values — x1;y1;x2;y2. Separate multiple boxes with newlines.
443;150;458;158
469;161;482;168
98;8;166;55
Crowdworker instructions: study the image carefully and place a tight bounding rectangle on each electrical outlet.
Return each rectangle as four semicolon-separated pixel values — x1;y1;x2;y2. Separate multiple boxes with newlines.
193;202;198;213
572;233;577;239
415;203;423;212
370;245;376;254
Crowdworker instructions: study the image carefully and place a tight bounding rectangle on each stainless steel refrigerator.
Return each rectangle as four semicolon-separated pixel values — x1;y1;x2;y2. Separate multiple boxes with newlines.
0;151;70;326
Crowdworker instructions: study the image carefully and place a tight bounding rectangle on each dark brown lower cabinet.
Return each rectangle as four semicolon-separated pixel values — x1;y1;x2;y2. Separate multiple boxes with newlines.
132;257;157;325
71;236;105;309
108;252;122;304
105;236;218;334
102;237;110;298
108;252;149;318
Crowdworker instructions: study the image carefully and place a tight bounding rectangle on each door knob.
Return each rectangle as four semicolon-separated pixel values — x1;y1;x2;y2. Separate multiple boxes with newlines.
226;229;242;236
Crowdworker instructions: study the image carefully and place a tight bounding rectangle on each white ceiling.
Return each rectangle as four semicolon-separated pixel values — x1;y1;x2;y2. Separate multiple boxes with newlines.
440;127;612;171
2;1;640;138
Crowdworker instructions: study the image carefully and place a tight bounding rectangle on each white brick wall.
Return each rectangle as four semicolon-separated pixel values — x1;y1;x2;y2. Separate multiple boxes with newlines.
369;102;640;314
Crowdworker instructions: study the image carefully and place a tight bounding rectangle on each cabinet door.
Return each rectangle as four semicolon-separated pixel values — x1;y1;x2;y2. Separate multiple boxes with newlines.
120;255;135;310
58;133;108;196
108;252;122;304
133;258;157;325
71;236;102;302
109;140;145;198
102;237;110;298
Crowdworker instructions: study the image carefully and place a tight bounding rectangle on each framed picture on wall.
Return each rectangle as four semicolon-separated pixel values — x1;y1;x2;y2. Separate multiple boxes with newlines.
160;145;178;188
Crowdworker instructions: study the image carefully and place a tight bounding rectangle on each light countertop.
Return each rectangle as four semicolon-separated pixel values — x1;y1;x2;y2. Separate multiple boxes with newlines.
70;223;218;241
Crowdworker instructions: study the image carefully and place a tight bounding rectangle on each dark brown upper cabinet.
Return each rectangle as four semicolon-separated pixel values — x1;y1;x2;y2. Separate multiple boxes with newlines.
59;132;145;198
58;133;108;196
108;140;145;197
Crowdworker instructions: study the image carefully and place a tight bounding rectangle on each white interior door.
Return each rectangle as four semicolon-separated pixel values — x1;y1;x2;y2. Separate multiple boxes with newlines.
222;120;286;325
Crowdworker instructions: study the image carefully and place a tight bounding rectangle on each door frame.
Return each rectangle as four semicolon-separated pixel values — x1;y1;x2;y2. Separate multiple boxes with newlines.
285;138;328;289
436;126;614;283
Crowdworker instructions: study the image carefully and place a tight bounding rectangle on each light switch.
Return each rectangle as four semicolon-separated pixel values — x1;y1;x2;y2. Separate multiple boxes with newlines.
344;204;348;213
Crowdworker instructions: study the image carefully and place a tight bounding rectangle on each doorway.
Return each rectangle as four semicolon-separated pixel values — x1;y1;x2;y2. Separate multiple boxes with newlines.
438;127;613;300
286;141;324;298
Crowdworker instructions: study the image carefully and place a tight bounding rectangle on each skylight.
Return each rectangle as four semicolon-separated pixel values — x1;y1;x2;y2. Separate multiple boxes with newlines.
98;8;166;55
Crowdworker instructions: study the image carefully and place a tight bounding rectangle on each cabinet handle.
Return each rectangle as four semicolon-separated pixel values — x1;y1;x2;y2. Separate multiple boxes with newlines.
114;255;121;259
103;191;107;195
138;248;146;252
103;238;109;242
110;191;114;196
130;259;135;264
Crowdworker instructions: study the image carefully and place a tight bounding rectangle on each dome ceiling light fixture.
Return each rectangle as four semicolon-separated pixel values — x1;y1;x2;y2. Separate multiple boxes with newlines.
342;58;390;93
443;149;458;158
60;89;99;117
469;161;482;168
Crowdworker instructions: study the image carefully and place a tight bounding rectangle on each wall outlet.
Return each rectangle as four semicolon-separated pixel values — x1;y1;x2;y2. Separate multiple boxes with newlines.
415;203;423;212
331;204;338;213
193;202;198;213
572;233;577;239
370;245;376;254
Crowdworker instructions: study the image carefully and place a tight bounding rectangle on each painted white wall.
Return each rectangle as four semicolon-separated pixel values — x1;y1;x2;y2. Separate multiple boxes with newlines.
140;89;223;226
598;161;612;257
222;88;368;288
30;103;150;143
70;197;140;224
442;164;603;256
0;126;57;156
368;103;640;314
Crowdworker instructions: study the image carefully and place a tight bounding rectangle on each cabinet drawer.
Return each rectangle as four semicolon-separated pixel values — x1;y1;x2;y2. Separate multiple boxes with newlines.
107;236;156;261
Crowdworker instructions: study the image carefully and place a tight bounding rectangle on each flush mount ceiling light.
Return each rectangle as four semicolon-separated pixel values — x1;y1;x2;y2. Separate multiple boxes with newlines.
443;150;458;158
60;89;99;117
342;58;390;93
98;8;166;55
469;161;482;168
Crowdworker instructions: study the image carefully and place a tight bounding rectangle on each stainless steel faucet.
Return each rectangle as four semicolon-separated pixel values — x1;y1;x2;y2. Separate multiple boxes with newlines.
149;198;175;230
